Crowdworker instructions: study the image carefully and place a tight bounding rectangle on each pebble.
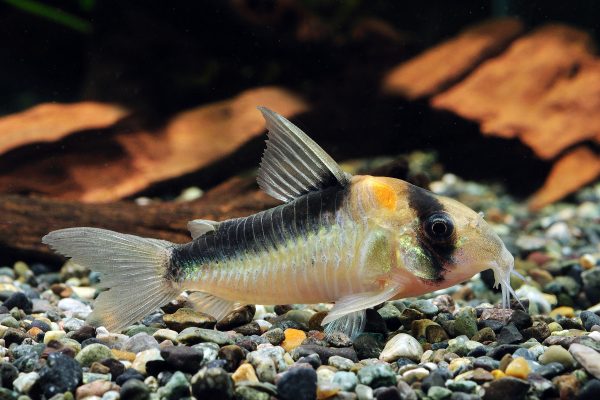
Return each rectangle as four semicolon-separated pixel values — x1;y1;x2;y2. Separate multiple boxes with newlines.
356;364;396;388
505;357;530;379
482;376;530;400
580;311;600;331
379;333;423;362
496;323;523;345
157;370;190;399
215;305;255;330
247;346;287;383
37;352;83;397
277;367;317;400
454;307;478;338
578;379;600;400
76;380;119;399
191;367;234;399
538;345;574;368
131;348;163;375
281;328;307;352
160;345;203;373
232;363;259;383
120;378;151;400
332;371;357;391
176;327;233;346
12;371;39;394
122;333;159;353
75;343;113;367
163;308;216;331
569;343;600;379
428;386;452;400
328;355;354;371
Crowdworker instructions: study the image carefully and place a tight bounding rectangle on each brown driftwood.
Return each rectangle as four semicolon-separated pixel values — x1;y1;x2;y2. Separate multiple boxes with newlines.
0;87;306;203
382;18;524;99
384;22;600;209
0;177;278;262
0;102;129;155
529;147;600;210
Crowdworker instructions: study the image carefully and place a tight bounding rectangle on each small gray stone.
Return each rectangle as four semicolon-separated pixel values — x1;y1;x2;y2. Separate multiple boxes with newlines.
356;364;396;388
332;371;357;391
191;367;234;399
328;356;354;371
411;299;439;316
262;328;284;346
157;371;190;400
177;327;233;346
355;384;373;400
569;343;600;379
122;333;159;353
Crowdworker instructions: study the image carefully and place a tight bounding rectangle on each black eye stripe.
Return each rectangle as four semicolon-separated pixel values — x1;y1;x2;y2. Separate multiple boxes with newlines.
407;184;457;281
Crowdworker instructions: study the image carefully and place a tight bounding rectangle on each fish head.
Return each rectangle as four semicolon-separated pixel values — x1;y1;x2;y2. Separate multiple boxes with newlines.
384;181;515;302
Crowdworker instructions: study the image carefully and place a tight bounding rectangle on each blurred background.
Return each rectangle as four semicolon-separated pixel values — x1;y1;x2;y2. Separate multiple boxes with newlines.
1;0;599;262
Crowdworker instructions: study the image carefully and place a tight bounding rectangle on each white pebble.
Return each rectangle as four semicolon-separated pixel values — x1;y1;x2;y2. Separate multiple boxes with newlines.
379;333;423;362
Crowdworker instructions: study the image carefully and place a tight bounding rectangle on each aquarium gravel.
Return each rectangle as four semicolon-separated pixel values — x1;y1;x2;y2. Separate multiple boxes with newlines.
1;174;600;400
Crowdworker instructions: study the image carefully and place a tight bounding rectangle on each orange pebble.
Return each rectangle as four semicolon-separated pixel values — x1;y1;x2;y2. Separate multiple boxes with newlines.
111;349;136;361
505;357;531;379
491;369;506;379
281;328;307;352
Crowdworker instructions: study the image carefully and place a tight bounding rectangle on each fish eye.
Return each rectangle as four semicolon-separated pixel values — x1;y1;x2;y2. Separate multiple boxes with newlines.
424;213;454;241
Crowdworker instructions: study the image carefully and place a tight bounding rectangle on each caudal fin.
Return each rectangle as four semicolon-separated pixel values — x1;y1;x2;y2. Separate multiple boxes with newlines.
42;227;180;331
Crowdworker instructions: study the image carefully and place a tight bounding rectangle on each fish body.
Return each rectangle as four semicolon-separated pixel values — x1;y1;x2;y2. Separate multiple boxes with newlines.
43;108;516;337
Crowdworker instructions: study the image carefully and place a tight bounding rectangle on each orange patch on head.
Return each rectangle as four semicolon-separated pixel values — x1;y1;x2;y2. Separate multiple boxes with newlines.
371;181;397;210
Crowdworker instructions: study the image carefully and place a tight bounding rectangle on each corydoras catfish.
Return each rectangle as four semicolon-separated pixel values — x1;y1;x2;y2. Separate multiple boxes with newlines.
43;107;516;338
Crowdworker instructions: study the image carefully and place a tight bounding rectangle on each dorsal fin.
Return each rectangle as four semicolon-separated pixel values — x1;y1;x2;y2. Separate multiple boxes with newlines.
188;219;219;239
257;107;350;202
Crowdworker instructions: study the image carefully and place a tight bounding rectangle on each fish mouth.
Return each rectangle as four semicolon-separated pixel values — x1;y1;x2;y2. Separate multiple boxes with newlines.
488;246;521;312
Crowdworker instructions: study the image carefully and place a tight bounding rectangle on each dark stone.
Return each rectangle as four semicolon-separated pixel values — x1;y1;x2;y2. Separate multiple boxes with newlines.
0;363;18;389
235;336;259;352
308;312;327;331
580;311;600;331
578;379;600;400
3;328;30;346
325;332;353;348
116;369;145;386
527;374;556;397
142;313;166;329
161;346;203;374
375;386;401;400
100;358;125;380
508;310;532;330
120;378;150;400
353;333;384;360
467;346;488;357
216;305;255;331
13;351;41;373
297;354;321;369
293;345;358;363
277;368;317;400
158;371;174;386
28;320;51;332
36;352;82;398
473;356;500;371
71;325;96;342
396;358;416;368
479;319;504;333
191;367;234;400
145;358;169;377
483;377;530;400
536;362;565;379
3;293;32;314
217;345;245;372
522;322;550;342
364;309;387;334
274;305;293;315
233;322;262;336
421;368;450;392
486;344;520;359
556;316;584;330
496;324;523;345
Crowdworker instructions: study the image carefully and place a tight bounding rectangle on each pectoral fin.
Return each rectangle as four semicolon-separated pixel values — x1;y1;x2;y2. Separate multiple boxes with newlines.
324;310;366;339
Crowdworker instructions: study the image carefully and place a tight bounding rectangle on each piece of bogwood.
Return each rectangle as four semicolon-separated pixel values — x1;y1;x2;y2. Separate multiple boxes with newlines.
0;177;279;261
0;87;306;203
529;147;600;211
0;102;129;155
382;18;523;99
431;24;597;153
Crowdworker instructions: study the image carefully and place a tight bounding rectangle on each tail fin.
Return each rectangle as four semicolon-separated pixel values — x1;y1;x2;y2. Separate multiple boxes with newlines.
42;227;181;332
